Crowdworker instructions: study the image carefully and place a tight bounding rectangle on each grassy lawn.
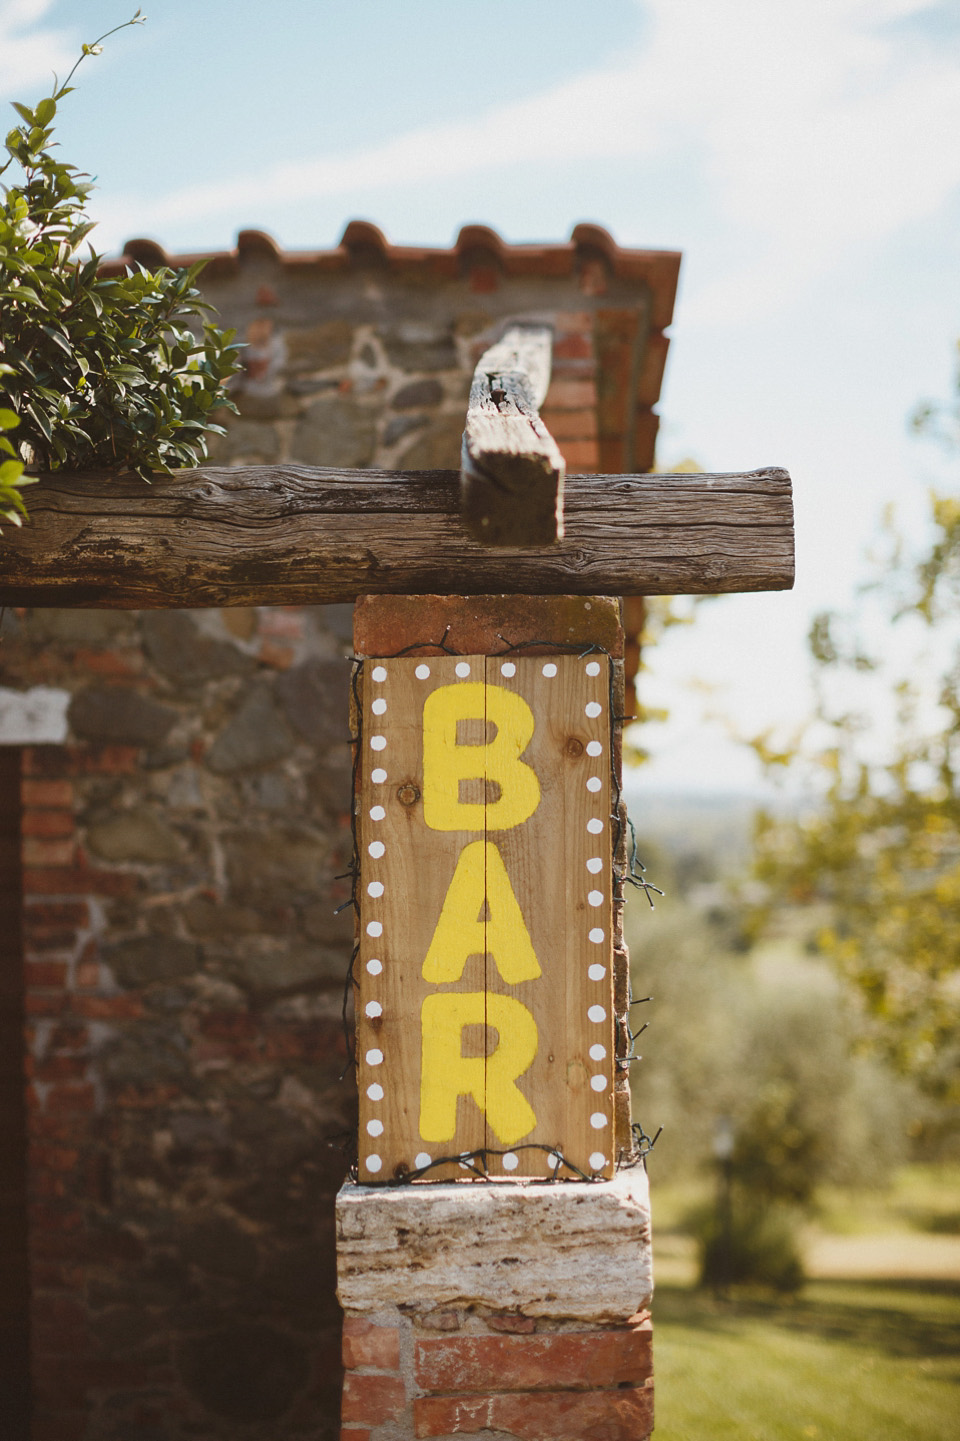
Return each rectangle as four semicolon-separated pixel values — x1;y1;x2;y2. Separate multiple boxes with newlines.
652;1277;960;1440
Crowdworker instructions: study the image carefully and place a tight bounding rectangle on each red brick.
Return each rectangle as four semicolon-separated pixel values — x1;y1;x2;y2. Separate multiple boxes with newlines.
24;928;78;953
32;1169;69;1199
341;1430;371;1441
415;1329;653;1394
22;809;75;838
24;745;138;777
72;647;142;678
26;900;90;928
74;960;100;989
539;407;598;440
30;1261;85;1290
70;994;144;1020
26;993;68;1017
543;377;596;409
28;1113;74;1143
488;1315;536;1334
23;836;76;867
34;1055;88;1082
340;1373;406;1427
22;779;75;808
354;595;622;661
553;332;593;361
258;640;295;669
199;1011;259;1041
25;960;68;989
561;439;600;471
43;1083;96;1112
23;866;139;897
414;1384;654;1440
342;1318;400;1371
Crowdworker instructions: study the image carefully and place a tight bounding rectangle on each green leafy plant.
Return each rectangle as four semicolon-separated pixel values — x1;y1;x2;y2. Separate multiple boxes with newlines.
0;387;35;528
0;12;240;513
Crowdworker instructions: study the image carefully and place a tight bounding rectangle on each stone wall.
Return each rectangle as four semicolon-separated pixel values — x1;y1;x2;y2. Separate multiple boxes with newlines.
7;603;356;1440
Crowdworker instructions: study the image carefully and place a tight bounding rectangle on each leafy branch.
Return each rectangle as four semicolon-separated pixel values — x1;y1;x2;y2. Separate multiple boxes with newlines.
0;11;241;523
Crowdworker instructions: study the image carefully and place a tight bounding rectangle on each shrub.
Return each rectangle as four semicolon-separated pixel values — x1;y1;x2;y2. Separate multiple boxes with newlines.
0;13;240;528
693;1201;806;1294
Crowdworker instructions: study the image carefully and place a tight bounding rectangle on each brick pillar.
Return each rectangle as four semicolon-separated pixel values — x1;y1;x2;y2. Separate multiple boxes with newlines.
339;595;653;1441
337;1174;653;1441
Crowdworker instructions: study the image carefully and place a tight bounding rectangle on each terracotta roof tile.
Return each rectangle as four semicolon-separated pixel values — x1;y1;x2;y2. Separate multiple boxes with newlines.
107;221;681;329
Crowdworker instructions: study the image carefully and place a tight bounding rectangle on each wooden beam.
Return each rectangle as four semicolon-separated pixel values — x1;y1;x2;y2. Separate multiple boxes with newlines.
460;325;566;547
0;466;794;608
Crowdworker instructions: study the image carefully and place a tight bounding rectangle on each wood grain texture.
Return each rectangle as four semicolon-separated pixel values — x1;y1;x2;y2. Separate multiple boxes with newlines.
460;325;566;547
356;654;614;1183
0;466;794;607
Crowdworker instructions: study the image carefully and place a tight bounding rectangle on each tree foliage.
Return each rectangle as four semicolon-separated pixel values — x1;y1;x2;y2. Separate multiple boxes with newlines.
0;13;240;528
751;358;960;1105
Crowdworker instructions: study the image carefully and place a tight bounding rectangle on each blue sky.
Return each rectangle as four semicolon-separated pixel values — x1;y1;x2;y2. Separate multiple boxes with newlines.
3;0;960;794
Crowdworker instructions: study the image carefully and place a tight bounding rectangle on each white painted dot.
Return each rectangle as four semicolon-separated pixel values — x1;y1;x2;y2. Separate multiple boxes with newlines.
589;1151;606;1170
586;740;602;757
367;1082;384;1101
586;661;601;677
372;666;387;682
502;1152;519;1171
372;697;387;715
589;927;605;944
588;1005;607;1024
415;1152;432;1169
365;1001;383;1019
367;1118;384;1136
547;1152;562;1169
366;1154;382;1172
371;768;387;784
367;881;384;898
365;1049;383;1066
587;818;604;835
586;776;602;794
587;857;603;874
455;661;471;678
590;1112;608;1130
369;805;386;821
591;1074;608;1092
589;1043;607;1062
368;840;385;859
588;964;606;981
366;921;383;938
370;735;387;751
588;890;604;907
542;662;558;678
415;663;432;680
585;702;602;719
366;958;383;976
500;661;516;677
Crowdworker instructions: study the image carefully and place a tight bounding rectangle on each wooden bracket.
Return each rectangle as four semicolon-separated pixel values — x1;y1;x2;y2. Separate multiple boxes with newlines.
460;324;566;548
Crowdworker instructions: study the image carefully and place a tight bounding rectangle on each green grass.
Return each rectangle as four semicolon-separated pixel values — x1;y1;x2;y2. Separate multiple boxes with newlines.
652;1279;960;1441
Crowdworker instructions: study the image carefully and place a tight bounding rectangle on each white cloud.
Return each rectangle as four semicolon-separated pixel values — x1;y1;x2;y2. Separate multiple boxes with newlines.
0;0;76;98
13;0;960;330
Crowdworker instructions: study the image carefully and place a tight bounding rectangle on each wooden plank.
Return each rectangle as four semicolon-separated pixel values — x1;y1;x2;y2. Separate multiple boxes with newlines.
483;655;613;1179
356;653;614;1183
0;467;794;607
357;656;482;1183
460;325;566;547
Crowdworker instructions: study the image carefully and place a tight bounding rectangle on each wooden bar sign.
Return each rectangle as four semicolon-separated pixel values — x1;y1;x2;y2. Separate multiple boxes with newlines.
356;652;615;1183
